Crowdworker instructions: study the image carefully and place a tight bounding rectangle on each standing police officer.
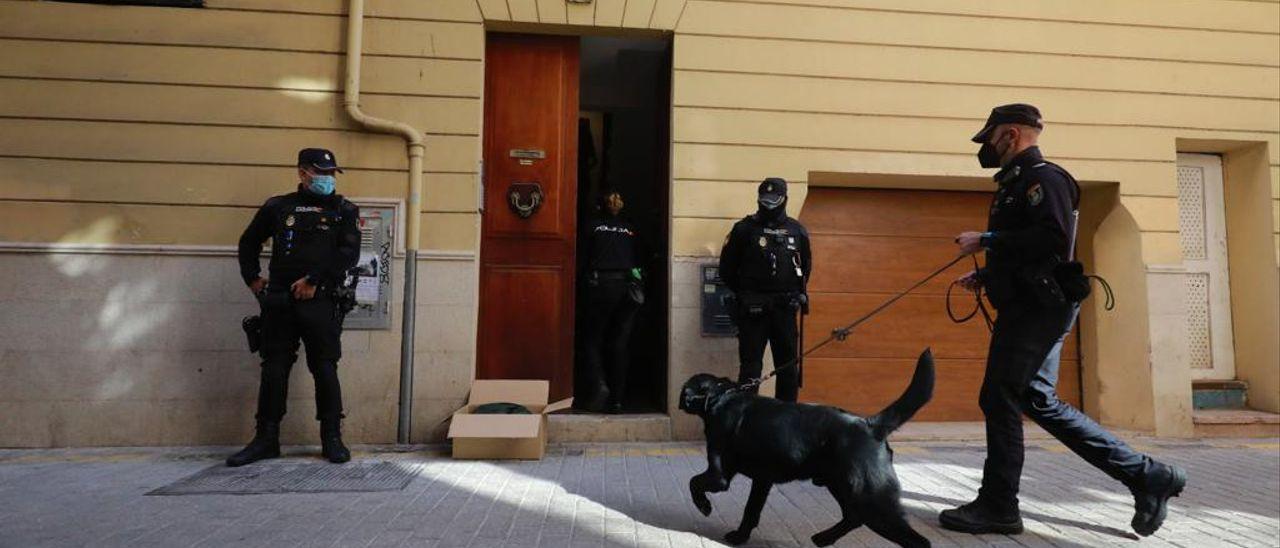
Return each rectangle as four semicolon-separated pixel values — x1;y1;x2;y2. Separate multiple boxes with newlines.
576;190;643;414
941;105;1186;536
229;148;361;466
718;178;812;402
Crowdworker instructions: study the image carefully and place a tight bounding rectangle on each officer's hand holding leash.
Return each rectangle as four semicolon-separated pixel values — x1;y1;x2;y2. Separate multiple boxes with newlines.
954;231;984;256
955;270;982;293
248;276;268;295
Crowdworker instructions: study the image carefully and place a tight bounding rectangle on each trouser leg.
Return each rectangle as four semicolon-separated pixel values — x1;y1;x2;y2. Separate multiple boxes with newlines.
297;296;344;422
976;304;1069;509
577;281;613;408
1022;306;1154;488
735;306;770;394
256;293;300;423
604;283;640;407
767;304;799;402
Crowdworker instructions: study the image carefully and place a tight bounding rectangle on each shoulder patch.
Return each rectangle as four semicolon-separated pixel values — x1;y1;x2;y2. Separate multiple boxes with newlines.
1027;182;1044;206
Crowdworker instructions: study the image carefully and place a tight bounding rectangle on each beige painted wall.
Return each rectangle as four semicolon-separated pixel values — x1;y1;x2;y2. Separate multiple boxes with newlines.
0;0;483;251
0;252;475;447
7;0;1271;258
0;0;1277;445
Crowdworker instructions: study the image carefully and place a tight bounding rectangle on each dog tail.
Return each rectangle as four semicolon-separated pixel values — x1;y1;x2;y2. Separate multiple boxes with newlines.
868;348;935;440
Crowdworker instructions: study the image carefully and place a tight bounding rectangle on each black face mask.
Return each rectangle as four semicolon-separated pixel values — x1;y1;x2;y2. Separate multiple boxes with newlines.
757;199;786;222
978;130;1019;169
977;142;1002;168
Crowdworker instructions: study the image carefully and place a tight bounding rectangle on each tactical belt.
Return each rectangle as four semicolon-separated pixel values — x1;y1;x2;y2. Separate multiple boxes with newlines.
591;270;630;281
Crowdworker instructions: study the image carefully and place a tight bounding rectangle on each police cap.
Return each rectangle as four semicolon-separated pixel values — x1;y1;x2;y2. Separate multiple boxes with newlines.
297;148;344;173
758;177;787;208
971;104;1043;143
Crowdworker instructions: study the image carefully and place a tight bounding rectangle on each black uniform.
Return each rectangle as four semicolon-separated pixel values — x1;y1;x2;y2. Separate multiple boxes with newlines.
238;187;360;423
718;206;812;402
578;213;643;411
973;146;1156;510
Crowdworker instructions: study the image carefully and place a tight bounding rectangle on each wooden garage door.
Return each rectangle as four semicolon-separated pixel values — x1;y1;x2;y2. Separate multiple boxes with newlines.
798;188;1081;421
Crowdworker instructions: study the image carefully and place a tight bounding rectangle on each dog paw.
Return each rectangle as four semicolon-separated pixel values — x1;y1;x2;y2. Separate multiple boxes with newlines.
693;495;712;516
811;531;839;547
724;530;750;545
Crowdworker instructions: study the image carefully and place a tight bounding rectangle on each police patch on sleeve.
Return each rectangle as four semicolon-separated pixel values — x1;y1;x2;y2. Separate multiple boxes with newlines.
1027;183;1044;206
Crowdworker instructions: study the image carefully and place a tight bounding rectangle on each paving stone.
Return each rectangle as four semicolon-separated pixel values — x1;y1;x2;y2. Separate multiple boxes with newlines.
0;440;1275;547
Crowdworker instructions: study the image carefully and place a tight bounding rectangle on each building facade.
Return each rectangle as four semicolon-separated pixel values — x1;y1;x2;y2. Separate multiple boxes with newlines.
1;0;1276;447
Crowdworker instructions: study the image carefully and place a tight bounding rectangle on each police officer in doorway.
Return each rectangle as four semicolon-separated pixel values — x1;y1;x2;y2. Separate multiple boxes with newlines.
229;148;361;466
941;104;1186;536
576;190;644;414
718;178;812;402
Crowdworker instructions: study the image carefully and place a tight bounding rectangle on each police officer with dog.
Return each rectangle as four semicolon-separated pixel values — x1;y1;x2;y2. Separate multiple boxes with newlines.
719;178;812;402
942;104;1186;537
229;148;361;467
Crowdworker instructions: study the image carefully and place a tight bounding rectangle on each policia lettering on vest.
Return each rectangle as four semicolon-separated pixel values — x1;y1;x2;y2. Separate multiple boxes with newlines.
718;178;813;403
229;148;361;467
942;104;1186;538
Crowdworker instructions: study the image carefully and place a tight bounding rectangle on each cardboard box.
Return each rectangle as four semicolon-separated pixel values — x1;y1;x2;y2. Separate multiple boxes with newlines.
447;380;573;460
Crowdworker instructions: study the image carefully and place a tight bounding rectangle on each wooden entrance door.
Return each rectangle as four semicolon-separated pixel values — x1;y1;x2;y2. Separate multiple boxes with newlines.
799;188;1081;421
477;34;580;400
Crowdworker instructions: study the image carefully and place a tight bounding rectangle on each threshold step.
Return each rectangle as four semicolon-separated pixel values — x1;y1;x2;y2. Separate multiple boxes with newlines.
1193;409;1280;438
548;413;672;443
1192;379;1249;391
1192;380;1249;410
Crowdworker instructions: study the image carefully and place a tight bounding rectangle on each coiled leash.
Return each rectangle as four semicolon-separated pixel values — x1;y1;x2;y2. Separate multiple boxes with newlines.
946;255;995;332
945;211;1117;334
945;265;1115;334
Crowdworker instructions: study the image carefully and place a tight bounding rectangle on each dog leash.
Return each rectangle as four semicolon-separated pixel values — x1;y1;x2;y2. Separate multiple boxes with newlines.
946;255;995;332
735;253;970;394
943;257;1117;335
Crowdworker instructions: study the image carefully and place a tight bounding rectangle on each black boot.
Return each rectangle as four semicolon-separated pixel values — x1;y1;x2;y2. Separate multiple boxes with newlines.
1130;463;1186;536
320;419;350;464
939;498;1023;535
226;421;280;467
572;384;610;413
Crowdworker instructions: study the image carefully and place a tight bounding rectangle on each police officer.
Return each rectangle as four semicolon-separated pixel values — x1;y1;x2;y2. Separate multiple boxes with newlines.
229;148;361;466
718;178;812;402
576;190;643;414
941;104;1186;536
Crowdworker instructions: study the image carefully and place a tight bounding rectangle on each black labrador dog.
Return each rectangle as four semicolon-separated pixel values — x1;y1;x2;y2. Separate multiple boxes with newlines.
678;349;935;547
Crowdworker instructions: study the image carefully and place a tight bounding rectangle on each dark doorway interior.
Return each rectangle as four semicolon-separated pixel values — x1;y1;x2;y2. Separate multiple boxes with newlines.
574;36;672;413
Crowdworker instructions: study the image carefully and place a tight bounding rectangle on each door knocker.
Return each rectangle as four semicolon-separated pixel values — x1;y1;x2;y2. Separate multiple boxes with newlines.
507;182;544;219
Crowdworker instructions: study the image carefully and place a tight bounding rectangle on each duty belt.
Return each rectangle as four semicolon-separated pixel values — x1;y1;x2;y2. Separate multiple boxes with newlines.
591;270;629;281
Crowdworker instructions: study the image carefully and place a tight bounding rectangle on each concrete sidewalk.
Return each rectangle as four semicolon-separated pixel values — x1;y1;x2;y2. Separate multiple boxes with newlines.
1;439;1276;547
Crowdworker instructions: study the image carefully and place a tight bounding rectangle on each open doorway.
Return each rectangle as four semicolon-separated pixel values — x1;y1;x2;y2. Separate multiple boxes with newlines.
574;36;672;414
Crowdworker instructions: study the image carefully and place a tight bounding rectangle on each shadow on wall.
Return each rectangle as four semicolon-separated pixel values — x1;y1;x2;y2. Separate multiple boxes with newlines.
0;248;479;448
0;245;265;448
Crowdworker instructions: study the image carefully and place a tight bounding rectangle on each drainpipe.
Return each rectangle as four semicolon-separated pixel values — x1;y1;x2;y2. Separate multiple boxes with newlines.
345;0;425;444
